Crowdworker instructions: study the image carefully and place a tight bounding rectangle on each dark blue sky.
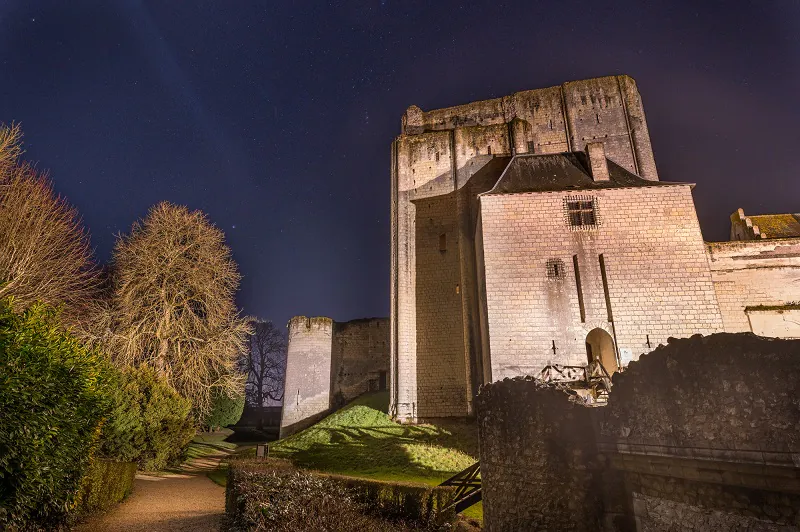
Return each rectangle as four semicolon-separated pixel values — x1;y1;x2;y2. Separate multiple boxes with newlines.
0;1;798;328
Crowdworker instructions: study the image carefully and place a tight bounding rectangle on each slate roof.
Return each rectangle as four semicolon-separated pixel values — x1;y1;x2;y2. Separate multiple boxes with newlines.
483;152;690;195
750;214;800;239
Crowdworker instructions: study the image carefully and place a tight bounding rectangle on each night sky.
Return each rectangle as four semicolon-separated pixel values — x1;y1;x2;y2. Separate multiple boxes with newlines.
1;2;798;328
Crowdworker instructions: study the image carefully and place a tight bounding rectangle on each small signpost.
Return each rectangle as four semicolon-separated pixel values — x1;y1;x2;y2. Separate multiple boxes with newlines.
256;443;269;461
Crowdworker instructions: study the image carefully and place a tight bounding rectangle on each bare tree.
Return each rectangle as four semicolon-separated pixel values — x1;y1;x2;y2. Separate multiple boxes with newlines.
0;124;103;337
243;319;286;407
108;202;250;416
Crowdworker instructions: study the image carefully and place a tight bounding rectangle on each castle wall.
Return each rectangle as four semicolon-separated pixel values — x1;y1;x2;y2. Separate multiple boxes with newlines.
391;75;660;421
280;316;334;438
476;333;800;531
707;239;800;337
477;185;724;379
331;318;389;406
281;316;389;438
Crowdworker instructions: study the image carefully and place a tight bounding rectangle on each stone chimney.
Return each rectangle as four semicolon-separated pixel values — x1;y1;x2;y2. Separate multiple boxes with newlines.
585;142;610;182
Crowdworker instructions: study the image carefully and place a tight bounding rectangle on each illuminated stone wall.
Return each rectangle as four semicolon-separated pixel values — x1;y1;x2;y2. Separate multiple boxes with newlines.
280;316;388;437
390;75;659;421
707;239;800;337
477;184;724;380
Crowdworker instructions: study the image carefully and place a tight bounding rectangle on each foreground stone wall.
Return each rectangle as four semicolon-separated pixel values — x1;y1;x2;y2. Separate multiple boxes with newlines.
280;316;389;438
476;333;800;531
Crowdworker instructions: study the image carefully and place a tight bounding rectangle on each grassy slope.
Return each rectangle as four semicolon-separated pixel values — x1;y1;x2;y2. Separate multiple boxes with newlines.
269;392;483;521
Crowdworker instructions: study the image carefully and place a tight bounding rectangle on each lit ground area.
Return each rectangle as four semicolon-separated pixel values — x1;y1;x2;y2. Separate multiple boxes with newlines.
267;392;484;521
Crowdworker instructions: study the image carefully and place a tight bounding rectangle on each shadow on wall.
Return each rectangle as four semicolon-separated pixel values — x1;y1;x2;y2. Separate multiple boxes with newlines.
411;157;514;419
476;333;800;532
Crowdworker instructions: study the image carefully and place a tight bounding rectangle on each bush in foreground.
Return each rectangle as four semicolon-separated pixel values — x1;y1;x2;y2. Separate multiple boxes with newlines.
0;301;109;528
99;366;195;470
225;459;455;531
74;458;137;515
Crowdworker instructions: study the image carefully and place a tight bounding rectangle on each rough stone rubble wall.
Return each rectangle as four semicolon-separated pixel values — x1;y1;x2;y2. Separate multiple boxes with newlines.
478;185;723;379
476;333;800;531
280;316;389;438
707;239;800;337
391;75;659;421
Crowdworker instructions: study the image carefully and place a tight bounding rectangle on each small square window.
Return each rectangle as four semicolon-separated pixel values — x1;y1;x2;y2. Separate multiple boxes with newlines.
565;197;597;228
546;259;566;279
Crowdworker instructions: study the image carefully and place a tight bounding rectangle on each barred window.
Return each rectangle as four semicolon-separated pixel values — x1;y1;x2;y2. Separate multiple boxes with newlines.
565;196;597;227
546;259;566;279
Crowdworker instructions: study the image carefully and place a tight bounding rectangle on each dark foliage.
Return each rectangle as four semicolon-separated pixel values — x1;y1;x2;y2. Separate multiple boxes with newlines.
0;300;109;528
225;459;455;531
73;458;137;515
203;388;245;430
98;365;195;471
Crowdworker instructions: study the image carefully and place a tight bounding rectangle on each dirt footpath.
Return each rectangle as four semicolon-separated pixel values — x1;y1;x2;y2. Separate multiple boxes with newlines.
76;450;229;532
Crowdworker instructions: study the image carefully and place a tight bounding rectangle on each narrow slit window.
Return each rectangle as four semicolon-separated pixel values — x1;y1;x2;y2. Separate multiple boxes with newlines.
487;145;492;155
435;151;440;162
599;254;613;322
573;255;586;322
439;233;447;252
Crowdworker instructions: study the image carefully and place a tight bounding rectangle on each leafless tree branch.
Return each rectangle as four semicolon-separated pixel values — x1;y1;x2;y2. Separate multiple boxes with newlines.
0;123;104;339
107;201;250;416
242;319;286;407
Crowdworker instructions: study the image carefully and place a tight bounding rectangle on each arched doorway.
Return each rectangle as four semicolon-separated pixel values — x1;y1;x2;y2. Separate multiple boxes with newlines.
585;328;617;374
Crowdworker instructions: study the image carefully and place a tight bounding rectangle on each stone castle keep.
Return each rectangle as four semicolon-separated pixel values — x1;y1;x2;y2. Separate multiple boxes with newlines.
281;74;800;434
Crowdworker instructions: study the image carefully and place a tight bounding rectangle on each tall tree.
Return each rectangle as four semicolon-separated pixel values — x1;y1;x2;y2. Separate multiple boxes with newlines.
243;319;286;407
108;202;249;416
0;124;102;338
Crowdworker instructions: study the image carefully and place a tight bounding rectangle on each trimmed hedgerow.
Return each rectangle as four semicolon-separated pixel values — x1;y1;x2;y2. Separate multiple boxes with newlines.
74;458;137;515
225;459;455;531
0;300;110;529
98;365;195;471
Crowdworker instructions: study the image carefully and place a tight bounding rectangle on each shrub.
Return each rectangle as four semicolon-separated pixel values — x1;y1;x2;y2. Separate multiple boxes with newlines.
99;366;195;471
0;300;110;528
203;389;245;430
225;459;455;531
74;458;137;515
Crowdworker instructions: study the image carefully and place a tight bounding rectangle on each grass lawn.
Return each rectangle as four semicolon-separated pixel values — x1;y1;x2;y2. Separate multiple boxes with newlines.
185;429;238;460
267;392;484;522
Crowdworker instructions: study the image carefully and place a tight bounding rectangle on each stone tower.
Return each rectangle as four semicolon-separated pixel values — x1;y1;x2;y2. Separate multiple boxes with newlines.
389;75;659;422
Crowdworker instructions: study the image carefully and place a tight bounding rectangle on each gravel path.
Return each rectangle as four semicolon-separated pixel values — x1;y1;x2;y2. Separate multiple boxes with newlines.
75;450;229;532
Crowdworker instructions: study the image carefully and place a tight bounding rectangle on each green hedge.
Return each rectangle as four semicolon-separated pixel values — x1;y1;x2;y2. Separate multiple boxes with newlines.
0;301;110;529
202;388;245;430
225;459;455;531
99;366;195;471
335;474;455;525
74;458;137;515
